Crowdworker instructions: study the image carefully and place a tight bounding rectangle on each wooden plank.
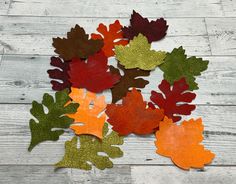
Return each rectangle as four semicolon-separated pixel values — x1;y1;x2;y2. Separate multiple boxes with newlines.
0;34;211;55
131;166;236;184
222;0;236;17
0;16;207;36
0;55;235;105
8;0;224;17
0;104;235;165
206;18;236;55
0;165;72;184
0;0;10;15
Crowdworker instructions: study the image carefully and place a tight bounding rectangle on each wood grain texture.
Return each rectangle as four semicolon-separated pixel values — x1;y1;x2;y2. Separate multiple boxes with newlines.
8;0;224;17
0;55;235;105
131;166;236;184
0;104;235;165
222;0;236;16
0;0;10;15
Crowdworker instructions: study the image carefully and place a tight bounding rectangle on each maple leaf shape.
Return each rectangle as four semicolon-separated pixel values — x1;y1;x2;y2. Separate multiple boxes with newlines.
67;88;106;139
106;88;164;135
68;51;120;93
55;123;123;170
148;78;196;122
91;20;128;57
159;46;209;90
47;57;71;91
122;10;168;43
28;89;79;151
115;34;166;70
110;63;150;103
155;117;215;170
52;24;104;60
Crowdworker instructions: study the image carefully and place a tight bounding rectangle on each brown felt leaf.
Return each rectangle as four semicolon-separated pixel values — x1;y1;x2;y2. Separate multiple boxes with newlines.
110;63;150;103
52;25;104;60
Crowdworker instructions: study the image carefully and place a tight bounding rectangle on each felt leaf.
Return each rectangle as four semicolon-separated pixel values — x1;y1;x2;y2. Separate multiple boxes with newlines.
159;46;209;90
148;78;196;122
122;10;168;43
68;51;120;93
109;63;150;103
115;34;166;70
28;89;79;151
55;123;124;170
47;57;71;91
52;24;104;60
91;20;128;57
155;117;215;170
67;88;106;139
106;88;164;135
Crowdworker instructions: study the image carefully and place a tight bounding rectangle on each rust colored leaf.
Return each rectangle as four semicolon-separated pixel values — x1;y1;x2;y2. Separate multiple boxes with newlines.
52;25;104;60
47;57;71;91
148;78;196;122
106;88;164;135
68;51;120;93
91;20;128;57
155;117;215;170
67;88;106;139
110;63;150;103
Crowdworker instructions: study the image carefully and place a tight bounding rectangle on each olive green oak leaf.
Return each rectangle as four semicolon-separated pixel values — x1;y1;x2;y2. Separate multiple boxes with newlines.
28;89;79;151
159;46;209;90
115;33;166;70
55;123;124;170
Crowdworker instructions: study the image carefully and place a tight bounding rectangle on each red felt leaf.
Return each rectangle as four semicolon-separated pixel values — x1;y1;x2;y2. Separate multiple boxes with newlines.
106;88;164;136
148;78;196;122
91;20;128;57
68;51;120;93
122;10;168;43
47;57;71;91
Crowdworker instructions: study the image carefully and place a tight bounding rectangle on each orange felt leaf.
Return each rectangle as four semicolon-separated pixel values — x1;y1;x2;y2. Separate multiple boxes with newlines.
155;117;215;170
67;88;106;139
91;20;128;57
106;88;164;135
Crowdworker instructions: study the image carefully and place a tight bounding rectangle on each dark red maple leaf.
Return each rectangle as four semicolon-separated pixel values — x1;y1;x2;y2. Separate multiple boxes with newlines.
122;10;168;43
47;57;71;91
148;78;196;122
68;51;121;93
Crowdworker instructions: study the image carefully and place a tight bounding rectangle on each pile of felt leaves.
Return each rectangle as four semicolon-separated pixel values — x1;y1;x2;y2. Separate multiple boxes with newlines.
28;10;215;171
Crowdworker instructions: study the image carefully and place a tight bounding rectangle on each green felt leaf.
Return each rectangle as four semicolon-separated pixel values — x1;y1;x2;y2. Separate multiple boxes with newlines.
115;33;166;70
55;123;124;170
28;89;79;151
159;46;209;90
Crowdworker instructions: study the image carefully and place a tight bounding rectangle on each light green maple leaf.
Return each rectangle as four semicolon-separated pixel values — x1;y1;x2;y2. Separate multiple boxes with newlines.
55;123;124;170
115;33;166;70
159;46;209;90
28;89;79;151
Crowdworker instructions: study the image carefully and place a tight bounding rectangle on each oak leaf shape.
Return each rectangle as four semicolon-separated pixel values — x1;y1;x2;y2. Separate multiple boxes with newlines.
159;46;209;90
55;123;124;170
115;34;166;70
28;89;79;151
67;88;106;139
68;51;120;93
122;10;168;43
148;78;196;122
91;20;128;57
47;57;71;91
110;63;150;103
155;117;215;170
106;88;164;135
52;24;104;60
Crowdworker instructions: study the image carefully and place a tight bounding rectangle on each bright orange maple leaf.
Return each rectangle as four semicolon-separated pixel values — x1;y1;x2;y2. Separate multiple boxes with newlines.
155;117;215;170
67;87;106;139
106;88;164;135
91;20;128;57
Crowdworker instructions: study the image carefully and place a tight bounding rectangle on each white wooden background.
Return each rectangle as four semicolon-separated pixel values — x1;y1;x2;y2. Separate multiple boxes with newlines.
0;0;236;183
